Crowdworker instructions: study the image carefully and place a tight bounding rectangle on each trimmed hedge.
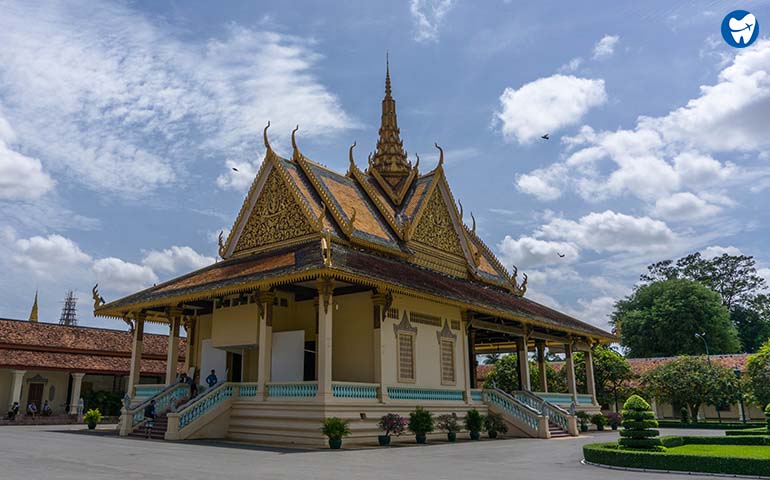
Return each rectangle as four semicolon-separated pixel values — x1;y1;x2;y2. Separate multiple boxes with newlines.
619;395;661;449
657;420;764;429
725;427;770;436
584;441;770;477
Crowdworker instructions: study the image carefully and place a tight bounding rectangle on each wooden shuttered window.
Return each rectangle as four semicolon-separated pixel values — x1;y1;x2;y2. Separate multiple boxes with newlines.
440;339;455;384
398;333;416;382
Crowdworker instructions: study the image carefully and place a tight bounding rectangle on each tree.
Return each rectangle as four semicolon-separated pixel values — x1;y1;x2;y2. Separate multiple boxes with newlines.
642;356;740;420
483;353;501;365
483;354;566;393
619;395;661;450
574;346;635;411
746;339;770;407
732;298;770;353
612;279;739;358
641;253;766;309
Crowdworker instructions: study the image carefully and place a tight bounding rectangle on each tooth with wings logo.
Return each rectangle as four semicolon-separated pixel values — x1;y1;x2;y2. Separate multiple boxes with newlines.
722;10;759;48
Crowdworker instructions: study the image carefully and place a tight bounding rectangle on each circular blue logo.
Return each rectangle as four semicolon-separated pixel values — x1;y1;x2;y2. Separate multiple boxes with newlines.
722;10;759;48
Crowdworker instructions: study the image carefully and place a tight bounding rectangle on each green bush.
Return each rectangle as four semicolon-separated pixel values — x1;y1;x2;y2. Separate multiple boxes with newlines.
83;408;102;425
725;427;770;436
679;406;689;424
576;411;590;427
583;441;770;477
408;406;434;435
82;390;123;417
484;412;508;434
659;420;764;429
321;417;351;440
464;408;483;433
591;414;607;428
619;395;662;450
436;414;460;433
765;403;770;431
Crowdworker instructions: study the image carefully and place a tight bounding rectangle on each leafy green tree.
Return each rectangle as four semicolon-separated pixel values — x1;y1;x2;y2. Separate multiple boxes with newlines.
642;356;740;420
483;353;501;365
531;361;567;393
732;299;770;353
746;339;770;407
483;354;566;393
612;279;739;357
574;346;635;411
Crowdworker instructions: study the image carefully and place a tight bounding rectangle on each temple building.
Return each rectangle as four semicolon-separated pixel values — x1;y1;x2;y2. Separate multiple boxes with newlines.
95;62;614;445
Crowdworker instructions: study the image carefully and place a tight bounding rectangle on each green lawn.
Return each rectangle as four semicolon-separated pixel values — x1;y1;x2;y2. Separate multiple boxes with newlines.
667;444;770;459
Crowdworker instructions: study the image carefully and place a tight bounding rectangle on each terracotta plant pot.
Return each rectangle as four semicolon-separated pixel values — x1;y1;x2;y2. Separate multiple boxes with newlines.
488;430;498;439
378;435;391;446
329;438;342;449
87;423;96;430
415;434;427;444
469;431;480;440
447;432;456;442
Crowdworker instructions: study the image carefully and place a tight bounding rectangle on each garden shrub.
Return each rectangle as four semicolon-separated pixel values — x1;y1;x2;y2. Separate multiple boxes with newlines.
619;395;662;450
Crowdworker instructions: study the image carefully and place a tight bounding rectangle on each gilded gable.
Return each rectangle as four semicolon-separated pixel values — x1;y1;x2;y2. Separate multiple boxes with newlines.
234;168;315;254
411;187;464;257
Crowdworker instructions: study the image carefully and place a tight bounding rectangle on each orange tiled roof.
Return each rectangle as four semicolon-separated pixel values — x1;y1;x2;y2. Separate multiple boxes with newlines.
0;318;185;375
626;354;749;376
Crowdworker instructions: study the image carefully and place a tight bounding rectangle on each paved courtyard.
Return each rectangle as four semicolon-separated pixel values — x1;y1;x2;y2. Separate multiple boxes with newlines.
1;425;728;479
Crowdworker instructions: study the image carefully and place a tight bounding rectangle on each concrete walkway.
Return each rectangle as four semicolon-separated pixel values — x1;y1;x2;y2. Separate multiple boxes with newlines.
0;425;729;479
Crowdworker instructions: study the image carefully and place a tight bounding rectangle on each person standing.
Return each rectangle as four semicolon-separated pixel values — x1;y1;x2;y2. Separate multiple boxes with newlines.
143;399;156;439
205;370;218;390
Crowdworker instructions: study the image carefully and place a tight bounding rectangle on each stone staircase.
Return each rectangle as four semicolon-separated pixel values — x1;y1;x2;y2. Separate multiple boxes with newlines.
548;420;571;438
128;412;169;440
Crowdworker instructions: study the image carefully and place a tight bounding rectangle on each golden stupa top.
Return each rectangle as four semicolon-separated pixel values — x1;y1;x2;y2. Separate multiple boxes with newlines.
369;57;411;177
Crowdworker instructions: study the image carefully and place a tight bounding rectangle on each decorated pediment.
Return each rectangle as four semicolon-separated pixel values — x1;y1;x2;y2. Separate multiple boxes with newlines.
410;185;464;257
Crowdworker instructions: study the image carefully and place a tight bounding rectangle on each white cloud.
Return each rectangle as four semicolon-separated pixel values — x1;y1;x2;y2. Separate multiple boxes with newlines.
0;139;54;200
216;158;262;192
559;57;584;73
142;246;215;274
652;192;723;221
497;236;579;269
537;210;677;254
0;1;353;196
13;234;92;277
758;268;770;288
495;75;607;143
93;257;158;293
563;296;617;330
409;0;455;43
592;35;620;59
701;245;743;259
516;164;567;201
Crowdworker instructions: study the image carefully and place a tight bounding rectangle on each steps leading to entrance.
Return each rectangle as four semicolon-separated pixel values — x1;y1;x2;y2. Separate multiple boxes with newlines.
128;413;168;440
548;421;571;438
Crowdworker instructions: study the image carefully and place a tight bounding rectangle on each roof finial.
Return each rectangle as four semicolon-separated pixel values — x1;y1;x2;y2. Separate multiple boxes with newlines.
263;121;272;151
434;142;444;168
291;125;300;161
348;141;357;169
385;50;391;97
370;54;410;178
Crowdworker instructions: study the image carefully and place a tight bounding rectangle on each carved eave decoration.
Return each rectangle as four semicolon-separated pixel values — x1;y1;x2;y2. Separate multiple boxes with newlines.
393;311;417;337
366;161;418;207
436;319;457;343
348;148;406;240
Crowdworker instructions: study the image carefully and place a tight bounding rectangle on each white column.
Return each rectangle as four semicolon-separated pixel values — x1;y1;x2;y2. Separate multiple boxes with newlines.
585;348;598;405
462;313;472;403
536;341;548;393
9;370;26;406
372;293;388;403
316;279;334;401
565;342;578;404
165;309;182;385
127;314;145;398
69;373;86;414
518;337;531;391
257;291;274;401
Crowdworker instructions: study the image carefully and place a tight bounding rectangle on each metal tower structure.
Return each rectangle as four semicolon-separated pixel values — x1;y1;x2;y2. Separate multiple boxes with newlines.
59;290;78;326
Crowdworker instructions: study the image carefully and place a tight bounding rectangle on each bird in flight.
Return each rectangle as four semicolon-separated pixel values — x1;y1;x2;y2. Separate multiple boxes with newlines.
557;252;565;258
541;134;550;140
232;167;239;172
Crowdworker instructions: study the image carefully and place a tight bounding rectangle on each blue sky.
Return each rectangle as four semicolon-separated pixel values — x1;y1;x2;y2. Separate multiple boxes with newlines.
1;0;770;334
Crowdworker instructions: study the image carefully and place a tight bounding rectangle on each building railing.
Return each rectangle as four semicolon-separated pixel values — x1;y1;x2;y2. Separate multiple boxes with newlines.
267;381;318;398
470;389;483;402
332;382;378;399
534;392;594;405
119;383;189;435
238;383;259;398
387;387;464;401
176;383;235;430
133;384;164;399
515;390;576;434
483;388;542;433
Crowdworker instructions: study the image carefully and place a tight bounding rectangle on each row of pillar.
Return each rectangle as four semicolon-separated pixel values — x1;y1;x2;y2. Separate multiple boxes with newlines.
126;308;186;399
7;370;85;415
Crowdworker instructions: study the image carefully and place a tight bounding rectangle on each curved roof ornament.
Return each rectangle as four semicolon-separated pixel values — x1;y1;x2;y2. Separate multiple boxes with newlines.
291;125;301;161
458;200;463;219
263;121;272;152
414;153;420;170
471;212;477;235
349;141;357;169
434;142;444;168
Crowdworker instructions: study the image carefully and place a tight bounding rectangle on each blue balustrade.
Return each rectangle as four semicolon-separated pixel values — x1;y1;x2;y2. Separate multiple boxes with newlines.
332;383;377;399
129;383;189;427
268;382;318;398
387;387;463;401
536;392;594;405
470;390;483;402
178;384;234;429
483;389;540;431
239;384;258;397
515;391;570;431
134;385;163;397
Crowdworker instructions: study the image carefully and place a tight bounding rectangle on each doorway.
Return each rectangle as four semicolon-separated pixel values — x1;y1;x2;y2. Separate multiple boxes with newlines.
227;352;243;382
27;383;44;412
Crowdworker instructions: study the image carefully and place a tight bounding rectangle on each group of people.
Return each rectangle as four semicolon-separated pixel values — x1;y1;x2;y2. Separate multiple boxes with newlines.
141;369;219;439
6;400;53;420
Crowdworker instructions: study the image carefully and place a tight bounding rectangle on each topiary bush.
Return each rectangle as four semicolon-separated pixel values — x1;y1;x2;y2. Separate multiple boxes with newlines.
679;406;689;424
765;403;770;431
619;395;662;450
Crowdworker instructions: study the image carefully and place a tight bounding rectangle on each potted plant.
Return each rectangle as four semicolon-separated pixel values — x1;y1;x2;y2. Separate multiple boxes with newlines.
408;406;434;444
377;413;407;446
436;413;460;442
606;412;622;431
321;417;351;449
464;408;483;440
576;411;590;433
83;408;102;430
484;412;508;439
591;413;607;431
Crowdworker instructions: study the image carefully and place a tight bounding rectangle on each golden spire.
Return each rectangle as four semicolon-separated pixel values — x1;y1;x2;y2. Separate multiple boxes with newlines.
370;54;410;177
29;290;38;322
